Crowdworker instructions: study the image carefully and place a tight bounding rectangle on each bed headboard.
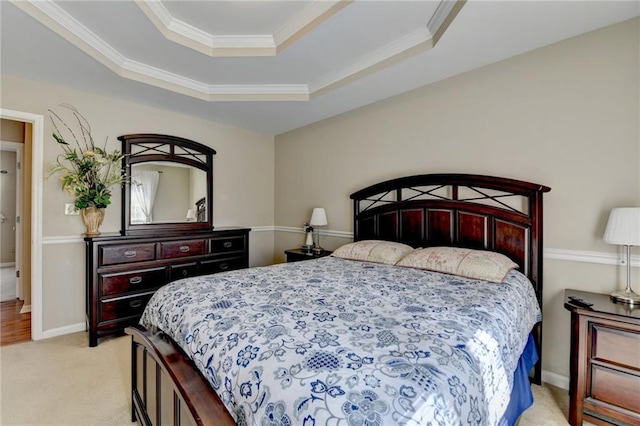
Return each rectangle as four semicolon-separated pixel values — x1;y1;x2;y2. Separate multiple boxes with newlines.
351;173;551;384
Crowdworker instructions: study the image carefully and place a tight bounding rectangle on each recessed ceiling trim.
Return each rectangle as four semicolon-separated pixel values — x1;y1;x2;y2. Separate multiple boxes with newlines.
135;0;276;57
10;0;126;73
273;0;354;53
310;27;433;96
10;0;463;102
135;0;352;57
429;0;467;45
10;0;309;101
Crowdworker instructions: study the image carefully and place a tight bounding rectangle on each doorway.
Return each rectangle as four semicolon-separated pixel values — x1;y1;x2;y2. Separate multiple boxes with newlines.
0;108;44;344
1;134;29;344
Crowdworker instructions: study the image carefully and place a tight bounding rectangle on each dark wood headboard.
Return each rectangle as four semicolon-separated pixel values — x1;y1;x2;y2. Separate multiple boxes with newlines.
350;173;551;384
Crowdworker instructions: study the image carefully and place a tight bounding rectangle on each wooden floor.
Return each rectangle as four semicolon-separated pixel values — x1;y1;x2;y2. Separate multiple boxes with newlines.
1;299;31;346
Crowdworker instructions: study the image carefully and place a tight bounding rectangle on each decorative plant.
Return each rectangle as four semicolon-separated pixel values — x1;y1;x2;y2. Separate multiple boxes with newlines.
46;104;125;210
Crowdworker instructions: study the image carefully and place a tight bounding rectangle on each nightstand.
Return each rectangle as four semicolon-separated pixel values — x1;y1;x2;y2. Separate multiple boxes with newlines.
564;289;640;426
285;248;332;263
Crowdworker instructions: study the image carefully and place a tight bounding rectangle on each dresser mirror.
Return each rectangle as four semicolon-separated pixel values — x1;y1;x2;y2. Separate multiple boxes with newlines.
119;134;216;235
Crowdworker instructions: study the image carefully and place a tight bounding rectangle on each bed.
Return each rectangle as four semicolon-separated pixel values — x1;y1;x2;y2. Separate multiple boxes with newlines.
125;173;551;426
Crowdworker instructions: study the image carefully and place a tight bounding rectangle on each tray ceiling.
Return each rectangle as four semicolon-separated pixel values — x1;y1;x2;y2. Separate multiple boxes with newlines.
2;1;639;134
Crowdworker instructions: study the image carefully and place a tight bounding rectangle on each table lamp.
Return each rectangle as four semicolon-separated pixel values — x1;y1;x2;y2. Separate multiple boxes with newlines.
310;207;328;254
603;207;640;304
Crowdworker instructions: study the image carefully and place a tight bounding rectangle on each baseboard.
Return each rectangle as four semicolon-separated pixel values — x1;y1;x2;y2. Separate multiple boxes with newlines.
542;370;569;390
19;304;31;314
40;322;85;340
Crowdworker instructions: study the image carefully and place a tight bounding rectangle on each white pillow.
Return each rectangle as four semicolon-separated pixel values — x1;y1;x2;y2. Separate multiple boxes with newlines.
332;240;415;265
395;246;518;283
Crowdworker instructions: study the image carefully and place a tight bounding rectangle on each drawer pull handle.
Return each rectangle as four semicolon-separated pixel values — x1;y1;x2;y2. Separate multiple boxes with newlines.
223;242;233;249
123;250;137;258
129;300;143;308
219;263;229;271
179;246;190;253
182;270;188;277
129;276;142;285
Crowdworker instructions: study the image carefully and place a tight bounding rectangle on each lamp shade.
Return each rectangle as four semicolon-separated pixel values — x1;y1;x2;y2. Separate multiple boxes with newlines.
309;208;328;226
603;207;640;246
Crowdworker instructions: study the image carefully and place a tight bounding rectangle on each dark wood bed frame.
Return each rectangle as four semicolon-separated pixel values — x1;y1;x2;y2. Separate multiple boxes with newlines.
126;173;551;425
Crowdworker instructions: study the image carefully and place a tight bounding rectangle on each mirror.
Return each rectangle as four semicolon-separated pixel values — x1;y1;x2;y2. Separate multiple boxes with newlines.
130;163;207;224
119;134;216;236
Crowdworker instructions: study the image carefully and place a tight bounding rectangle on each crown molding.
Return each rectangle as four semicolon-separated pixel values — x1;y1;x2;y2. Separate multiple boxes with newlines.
11;0;462;102
310;27;434;97
135;0;352;57
135;0;277;57
428;0;466;44
274;0;354;53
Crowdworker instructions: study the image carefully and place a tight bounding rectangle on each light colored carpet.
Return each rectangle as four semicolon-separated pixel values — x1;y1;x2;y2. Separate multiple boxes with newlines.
0;331;575;425
0;332;130;425
0;266;16;302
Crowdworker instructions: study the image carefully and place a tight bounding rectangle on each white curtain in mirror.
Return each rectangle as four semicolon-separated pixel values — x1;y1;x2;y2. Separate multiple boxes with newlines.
131;170;159;224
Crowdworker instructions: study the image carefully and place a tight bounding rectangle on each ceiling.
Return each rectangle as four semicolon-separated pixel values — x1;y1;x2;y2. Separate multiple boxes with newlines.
2;1;639;135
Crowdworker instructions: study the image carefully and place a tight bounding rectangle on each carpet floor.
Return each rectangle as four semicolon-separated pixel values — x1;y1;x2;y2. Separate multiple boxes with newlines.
0;331;576;425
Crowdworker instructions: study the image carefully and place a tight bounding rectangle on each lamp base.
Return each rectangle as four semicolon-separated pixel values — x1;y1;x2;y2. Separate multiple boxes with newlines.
610;288;640;305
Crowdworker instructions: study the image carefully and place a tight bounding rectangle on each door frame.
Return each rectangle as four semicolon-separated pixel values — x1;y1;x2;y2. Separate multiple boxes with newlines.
0;141;24;300
0;108;44;340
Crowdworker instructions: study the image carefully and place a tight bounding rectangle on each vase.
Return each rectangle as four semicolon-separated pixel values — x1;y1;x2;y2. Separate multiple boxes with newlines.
81;206;105;237
305;232;314;247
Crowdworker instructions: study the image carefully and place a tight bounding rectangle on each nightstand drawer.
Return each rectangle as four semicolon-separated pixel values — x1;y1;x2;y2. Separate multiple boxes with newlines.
590;364;640;413
100;292;155;322
211;236;245;254
101;243;156;266
592;324;640;369
100;267;166;297
160;240;206;259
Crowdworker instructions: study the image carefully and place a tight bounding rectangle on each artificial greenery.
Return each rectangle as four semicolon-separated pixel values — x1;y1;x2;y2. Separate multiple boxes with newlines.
47;104;125;209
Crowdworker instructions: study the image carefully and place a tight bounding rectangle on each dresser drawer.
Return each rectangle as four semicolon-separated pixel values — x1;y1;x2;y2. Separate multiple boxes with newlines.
100;292;155;323
201;256;246;275
592;324;640;369
100;267;167;297
159;240;206;259
169;262;199;281
101;243;156;266
211;236;245;254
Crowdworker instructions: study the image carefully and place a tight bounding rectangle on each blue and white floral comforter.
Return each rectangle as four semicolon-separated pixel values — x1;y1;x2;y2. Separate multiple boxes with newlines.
140;256;541;426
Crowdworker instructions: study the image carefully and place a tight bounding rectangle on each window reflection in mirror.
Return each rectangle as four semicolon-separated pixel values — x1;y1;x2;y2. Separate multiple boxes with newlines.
130;163;207;224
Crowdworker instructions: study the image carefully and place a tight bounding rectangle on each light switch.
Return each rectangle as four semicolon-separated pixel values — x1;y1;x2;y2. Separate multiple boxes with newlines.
65;203;79;216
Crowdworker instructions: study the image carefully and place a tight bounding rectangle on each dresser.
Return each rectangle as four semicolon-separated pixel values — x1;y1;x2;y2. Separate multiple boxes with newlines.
85;227;250;346
564;289;640;426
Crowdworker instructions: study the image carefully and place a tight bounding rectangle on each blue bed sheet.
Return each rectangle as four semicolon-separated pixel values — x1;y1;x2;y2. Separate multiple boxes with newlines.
500;334;538;425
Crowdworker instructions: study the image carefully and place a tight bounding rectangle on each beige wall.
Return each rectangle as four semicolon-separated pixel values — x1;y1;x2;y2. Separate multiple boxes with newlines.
1;75;275;334
275;18;640;381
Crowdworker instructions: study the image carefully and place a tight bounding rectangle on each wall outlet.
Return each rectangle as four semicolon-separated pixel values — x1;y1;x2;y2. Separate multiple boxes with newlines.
64;203;80;216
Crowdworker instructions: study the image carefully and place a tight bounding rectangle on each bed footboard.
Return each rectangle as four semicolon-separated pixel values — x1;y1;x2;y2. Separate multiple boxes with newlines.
125;325;236;426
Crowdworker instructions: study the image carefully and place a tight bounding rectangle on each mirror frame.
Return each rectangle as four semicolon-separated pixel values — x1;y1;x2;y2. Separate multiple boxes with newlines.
118;134;216;236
